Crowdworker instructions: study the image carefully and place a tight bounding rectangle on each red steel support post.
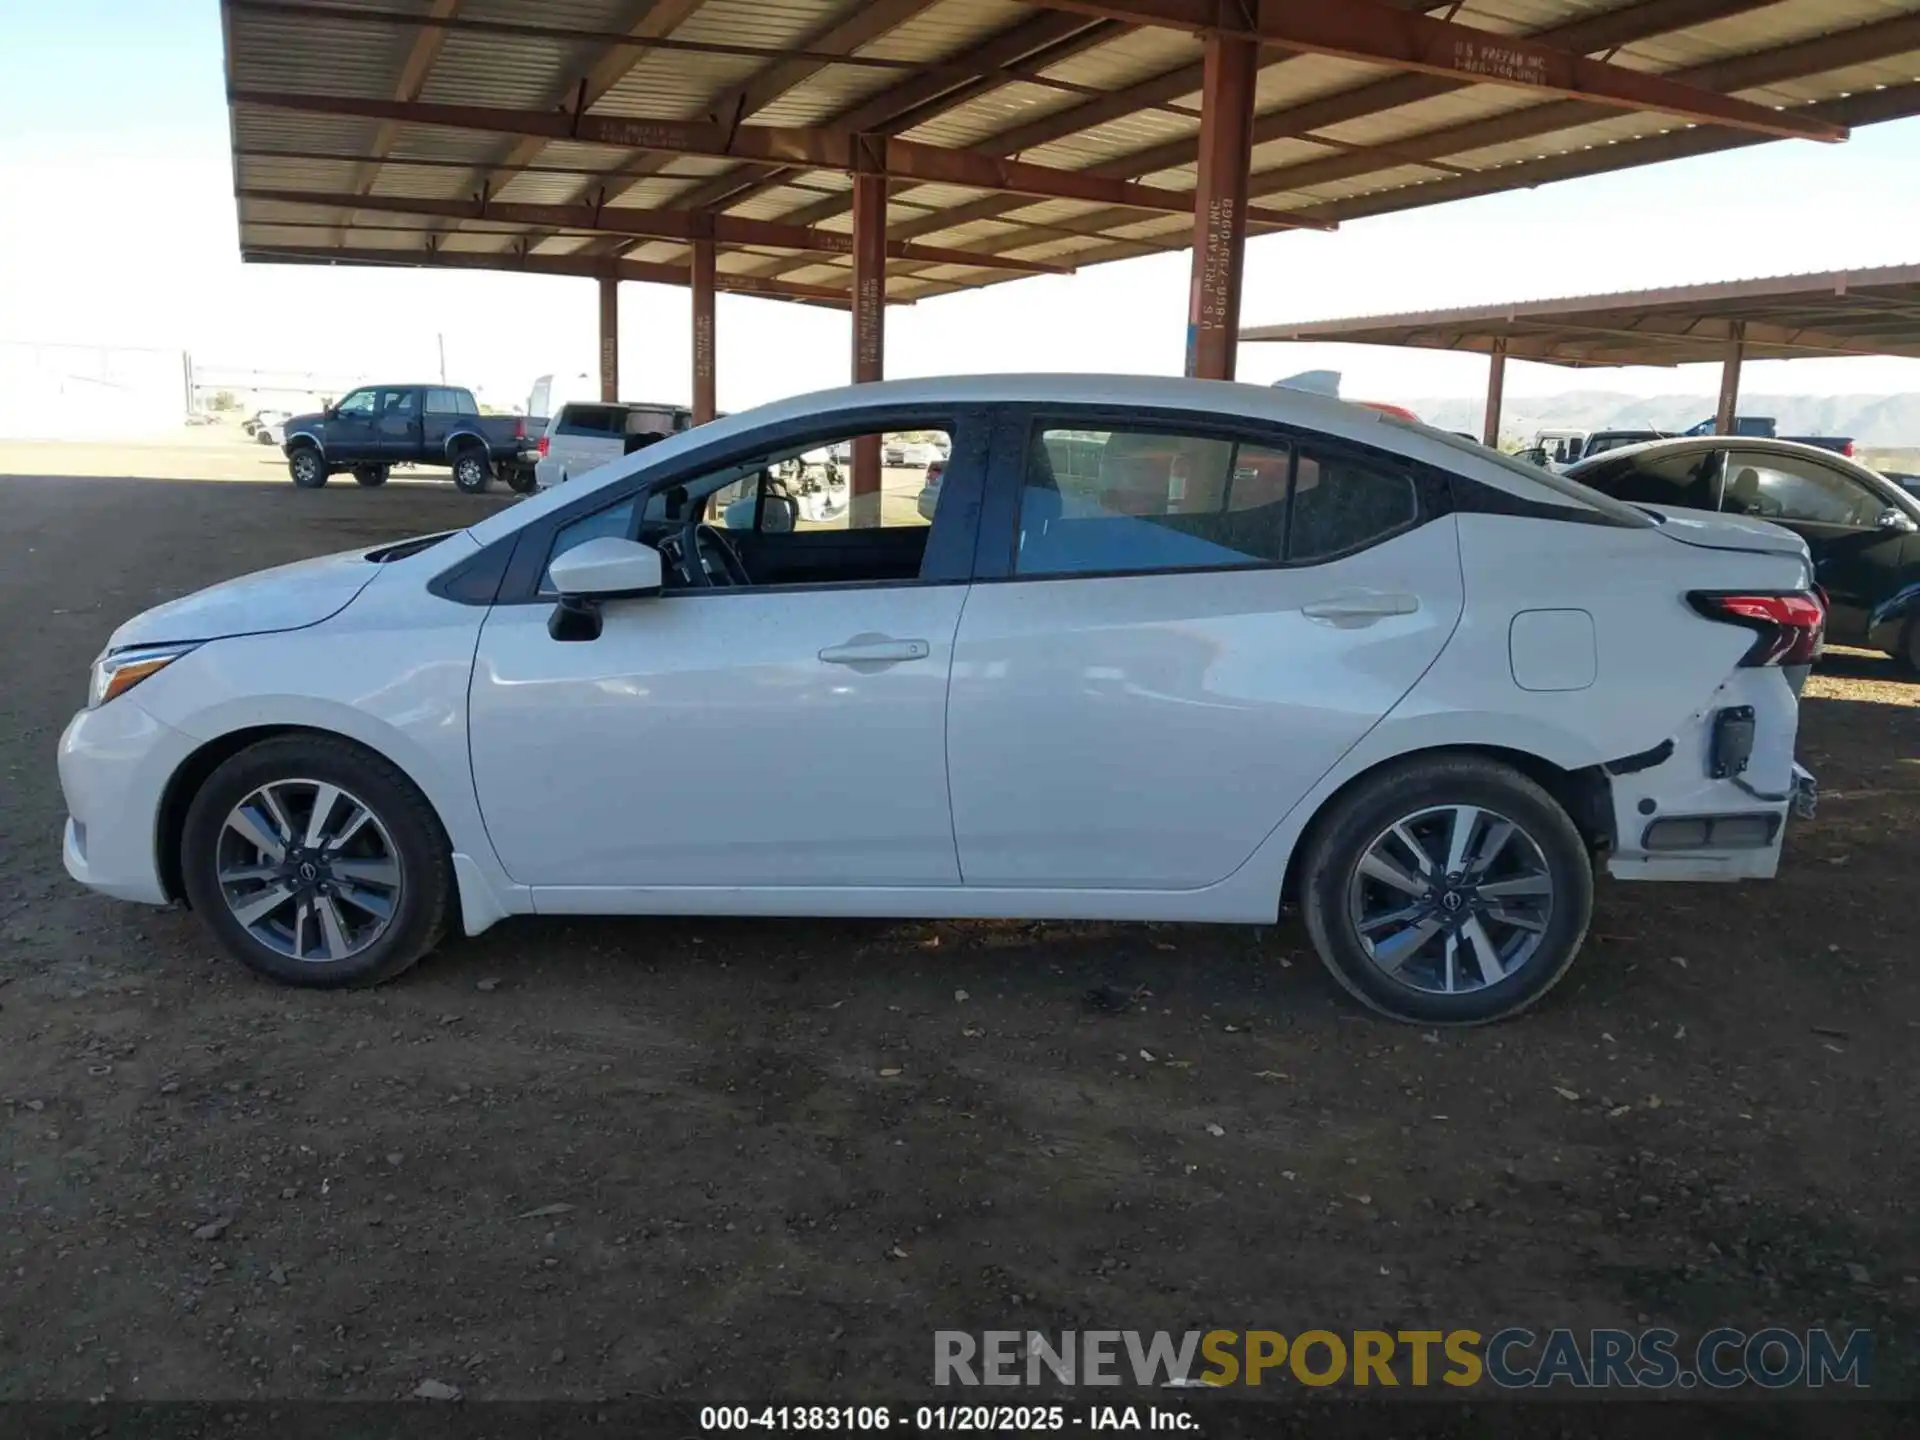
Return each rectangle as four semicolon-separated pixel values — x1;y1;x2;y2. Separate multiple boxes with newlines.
850;136;887;527
1185;33;1257;380
1715;320;1747;434
691;237;717;425
598;276;619;402
1483;338;1508;447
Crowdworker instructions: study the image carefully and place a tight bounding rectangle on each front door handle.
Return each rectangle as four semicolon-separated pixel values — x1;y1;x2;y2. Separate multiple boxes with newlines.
1301;591;1420;626
819;635;931;666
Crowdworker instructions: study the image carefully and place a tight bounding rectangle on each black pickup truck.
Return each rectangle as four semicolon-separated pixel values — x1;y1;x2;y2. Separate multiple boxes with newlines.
1681;415;1858;459
280;384;540;494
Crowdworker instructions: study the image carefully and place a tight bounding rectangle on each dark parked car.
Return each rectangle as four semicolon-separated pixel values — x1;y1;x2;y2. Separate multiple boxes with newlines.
1567;437;1920;670
281;384;539;494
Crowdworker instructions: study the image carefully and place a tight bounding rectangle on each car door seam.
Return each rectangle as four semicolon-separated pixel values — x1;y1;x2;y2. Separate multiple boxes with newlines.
462;603;527;901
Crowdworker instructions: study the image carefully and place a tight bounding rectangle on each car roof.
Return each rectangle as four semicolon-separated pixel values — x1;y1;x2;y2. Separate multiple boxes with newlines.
1570;434;1853;469
465;373;1651;548
560;398;689;411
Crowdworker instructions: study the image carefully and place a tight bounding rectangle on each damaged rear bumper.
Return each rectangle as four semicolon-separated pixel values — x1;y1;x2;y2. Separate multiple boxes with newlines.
1602;672;1808;884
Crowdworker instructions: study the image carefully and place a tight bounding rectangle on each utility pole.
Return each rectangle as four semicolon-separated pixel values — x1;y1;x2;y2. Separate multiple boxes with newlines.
437;333;447;384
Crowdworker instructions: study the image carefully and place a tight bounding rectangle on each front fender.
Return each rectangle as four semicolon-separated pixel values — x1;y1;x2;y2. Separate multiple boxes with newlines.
283;425;326;458
123;567;525;927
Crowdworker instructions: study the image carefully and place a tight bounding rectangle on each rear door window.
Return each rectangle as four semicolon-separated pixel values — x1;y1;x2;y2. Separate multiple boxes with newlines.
1579;449;1723;511
425;387;463;415
1013;425;1293;576
558;405;622;438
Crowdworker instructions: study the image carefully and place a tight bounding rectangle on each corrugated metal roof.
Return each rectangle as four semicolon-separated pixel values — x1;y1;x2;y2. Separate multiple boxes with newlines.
1240;263;1920;363
226;0;1920;306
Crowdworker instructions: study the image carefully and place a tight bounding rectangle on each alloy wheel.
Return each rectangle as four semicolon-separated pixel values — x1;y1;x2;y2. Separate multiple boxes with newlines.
1345;804;1554;995
215;779;403;963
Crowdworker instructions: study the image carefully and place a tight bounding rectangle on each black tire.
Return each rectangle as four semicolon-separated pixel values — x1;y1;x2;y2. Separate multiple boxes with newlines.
288;446;328;488
1299;754;1594;1025
352;464;389;488
1901;617;1920;675
451;448;492;494
504;465;538;495
256;430;277;446
179;735;454;989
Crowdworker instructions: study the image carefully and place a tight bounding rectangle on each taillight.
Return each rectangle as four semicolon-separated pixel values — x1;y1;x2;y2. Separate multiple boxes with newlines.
537;434;549;457
1688;591;1825;667
514;418;527;440
1840;440;1855;458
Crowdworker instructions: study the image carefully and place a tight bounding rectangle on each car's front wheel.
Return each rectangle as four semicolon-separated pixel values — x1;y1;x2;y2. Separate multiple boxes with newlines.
288;447;328;488
179;735;453;989
1299;754;1593;1025
504;465;538;495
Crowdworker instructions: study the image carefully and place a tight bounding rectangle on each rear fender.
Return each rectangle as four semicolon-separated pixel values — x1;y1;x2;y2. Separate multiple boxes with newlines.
442;429;490;462
1866;581;1920;652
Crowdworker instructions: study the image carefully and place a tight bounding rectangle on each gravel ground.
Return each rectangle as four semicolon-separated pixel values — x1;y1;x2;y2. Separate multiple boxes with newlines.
1;471;1916;1414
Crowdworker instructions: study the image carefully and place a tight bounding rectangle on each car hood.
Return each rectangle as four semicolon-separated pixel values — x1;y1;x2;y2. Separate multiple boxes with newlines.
106;545;382;650
1636;504;1810;560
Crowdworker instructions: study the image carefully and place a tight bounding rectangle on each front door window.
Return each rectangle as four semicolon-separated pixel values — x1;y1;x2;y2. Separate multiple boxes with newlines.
1722;452;1880;527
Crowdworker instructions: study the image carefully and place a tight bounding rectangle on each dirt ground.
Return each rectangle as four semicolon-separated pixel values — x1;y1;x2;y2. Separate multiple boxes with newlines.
1;467;1916;1414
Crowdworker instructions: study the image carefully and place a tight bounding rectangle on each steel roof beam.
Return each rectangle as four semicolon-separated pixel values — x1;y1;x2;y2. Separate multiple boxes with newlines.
1028;0;1843;141
345;0;462;222
551;0;939;259
240;244;857;306
229;92;1331;228
238;187;1075;273
747;0;1760;281
665;11;1115;222
869;2;1886;281
1234;9;1920;205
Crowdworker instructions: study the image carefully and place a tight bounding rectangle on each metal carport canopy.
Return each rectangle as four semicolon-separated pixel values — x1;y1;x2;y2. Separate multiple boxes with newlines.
1241;263;1920;441
219;0;1920;462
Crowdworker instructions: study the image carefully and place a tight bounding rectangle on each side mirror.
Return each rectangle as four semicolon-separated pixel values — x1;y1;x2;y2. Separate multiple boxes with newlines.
547;537;662;643
761;492;799;533
548;536;663;599
1876;508;1918;533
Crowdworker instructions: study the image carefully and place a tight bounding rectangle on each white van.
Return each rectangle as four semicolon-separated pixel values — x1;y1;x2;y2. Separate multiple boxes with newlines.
534;400;695;490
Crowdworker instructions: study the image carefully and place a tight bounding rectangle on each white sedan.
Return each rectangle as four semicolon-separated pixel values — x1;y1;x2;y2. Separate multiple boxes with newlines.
59;375;1820;1023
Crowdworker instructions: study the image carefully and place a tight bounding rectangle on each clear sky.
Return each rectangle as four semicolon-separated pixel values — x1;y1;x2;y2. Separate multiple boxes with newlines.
7;0;1920;414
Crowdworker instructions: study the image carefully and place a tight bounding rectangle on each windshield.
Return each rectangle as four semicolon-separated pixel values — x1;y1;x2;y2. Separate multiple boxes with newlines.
1384;419;1652;528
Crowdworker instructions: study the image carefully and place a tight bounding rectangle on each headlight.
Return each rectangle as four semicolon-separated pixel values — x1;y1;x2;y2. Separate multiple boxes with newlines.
89;642;198;709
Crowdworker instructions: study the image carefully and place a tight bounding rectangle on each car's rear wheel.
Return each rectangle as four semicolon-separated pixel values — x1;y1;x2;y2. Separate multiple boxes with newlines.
352;464;389;488
1299;755;1593;1025
288;447;328;488
180;735;453;989
452;448;492;494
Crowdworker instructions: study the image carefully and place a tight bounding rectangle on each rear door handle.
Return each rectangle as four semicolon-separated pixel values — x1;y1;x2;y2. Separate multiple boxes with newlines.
819;636;931;665
1301;591;1420;625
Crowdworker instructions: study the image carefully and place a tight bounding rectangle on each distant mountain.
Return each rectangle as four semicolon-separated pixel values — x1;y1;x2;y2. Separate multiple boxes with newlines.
1402;391;1920;446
